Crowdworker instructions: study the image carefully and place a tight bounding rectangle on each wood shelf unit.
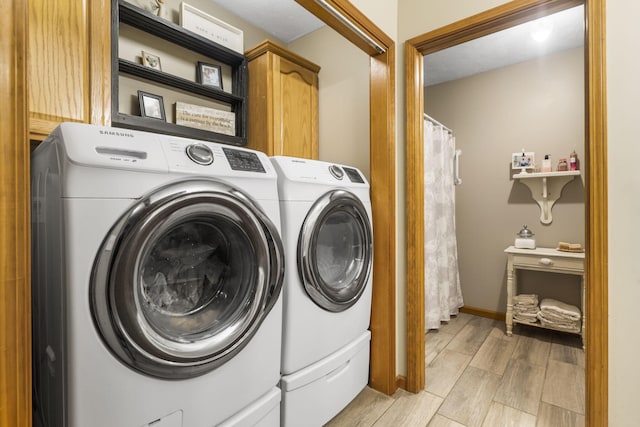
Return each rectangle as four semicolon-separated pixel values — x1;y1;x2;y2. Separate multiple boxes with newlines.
111;0;248;145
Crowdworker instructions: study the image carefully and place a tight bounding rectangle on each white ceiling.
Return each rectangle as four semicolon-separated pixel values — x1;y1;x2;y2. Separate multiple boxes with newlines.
208;2;584;86
424;5;585;86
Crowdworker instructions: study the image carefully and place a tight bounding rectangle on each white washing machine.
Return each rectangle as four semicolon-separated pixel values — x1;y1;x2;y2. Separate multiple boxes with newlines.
270;156;373;426
31;123;285;427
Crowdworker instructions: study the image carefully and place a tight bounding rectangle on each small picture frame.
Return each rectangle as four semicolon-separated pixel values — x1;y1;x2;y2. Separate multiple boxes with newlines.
141;50;162;71
512;151;536;170
138;90;166;121
197;62;223;89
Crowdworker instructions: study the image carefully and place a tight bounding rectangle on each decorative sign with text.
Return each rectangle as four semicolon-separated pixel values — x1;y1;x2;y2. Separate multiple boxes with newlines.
175;102;235;136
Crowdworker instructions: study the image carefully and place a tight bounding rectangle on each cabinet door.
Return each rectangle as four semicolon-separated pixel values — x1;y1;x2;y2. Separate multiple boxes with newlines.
277;57;318;159
28;0;110;140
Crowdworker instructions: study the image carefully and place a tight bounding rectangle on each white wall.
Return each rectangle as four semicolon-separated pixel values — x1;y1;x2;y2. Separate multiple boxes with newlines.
288;28;371;178
351;0;399;37
606;1;640;425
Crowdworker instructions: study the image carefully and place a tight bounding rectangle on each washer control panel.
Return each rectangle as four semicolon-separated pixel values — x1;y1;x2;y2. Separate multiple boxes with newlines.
185;143;214;165
223;147;266;173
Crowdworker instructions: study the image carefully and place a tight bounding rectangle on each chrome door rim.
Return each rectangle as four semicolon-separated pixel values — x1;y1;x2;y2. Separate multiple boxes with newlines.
90;179;284;379
297;190;373;312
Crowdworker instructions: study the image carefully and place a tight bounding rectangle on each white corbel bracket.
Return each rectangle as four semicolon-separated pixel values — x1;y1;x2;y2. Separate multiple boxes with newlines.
513;171;580;224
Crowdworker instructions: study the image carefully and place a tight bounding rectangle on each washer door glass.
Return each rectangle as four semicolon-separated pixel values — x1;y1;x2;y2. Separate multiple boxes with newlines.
298;190;373;312
138;217;255;345
91;179;283;379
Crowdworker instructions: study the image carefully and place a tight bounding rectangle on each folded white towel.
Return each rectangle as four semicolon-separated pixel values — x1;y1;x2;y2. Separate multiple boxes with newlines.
538;318;581;333
515;309;538;317
514;315;538;324
537;311;581;330
514;304;539;313
538;315;579;327
514;294;539;305
538;311;572;322
539;298;581;321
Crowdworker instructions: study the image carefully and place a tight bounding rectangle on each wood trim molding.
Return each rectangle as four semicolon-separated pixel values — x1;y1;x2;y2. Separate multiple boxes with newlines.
368;47;397;395
90;0;113;127
585;0;608;425
405;0;607;425
0;0;31;425
297;0;397;395
396;375;407;391
245;40;321;72
406;0;583;55
404;40;425;394
296;0;393;56
459;306;506;322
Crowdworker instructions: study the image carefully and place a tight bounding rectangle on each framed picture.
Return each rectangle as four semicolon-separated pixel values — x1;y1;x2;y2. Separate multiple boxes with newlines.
141;50;162;71
512;151;536;170
197;62;223;89
138;90;166;121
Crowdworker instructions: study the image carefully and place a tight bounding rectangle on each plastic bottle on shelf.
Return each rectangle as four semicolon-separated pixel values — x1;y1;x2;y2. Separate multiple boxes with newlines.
569;150;579;171
542;154;552;172
557;158;568;171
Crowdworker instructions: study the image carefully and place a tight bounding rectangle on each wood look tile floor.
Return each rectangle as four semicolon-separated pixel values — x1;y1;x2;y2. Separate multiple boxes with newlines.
326;313;585;427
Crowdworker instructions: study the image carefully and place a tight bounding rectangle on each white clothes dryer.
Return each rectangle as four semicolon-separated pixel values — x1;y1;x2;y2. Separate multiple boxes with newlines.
31;123;285;427
270;156;373;426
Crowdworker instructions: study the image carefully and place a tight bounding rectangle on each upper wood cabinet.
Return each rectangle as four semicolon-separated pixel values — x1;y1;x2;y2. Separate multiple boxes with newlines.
245;41;320;159
28;0;111;140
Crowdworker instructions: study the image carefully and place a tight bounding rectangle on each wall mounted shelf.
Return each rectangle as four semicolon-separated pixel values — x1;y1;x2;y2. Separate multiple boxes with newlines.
513;170;580;224
111;0;248;145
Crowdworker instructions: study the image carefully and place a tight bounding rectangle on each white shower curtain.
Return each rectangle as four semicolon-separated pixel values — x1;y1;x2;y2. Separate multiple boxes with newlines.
424;119;464;330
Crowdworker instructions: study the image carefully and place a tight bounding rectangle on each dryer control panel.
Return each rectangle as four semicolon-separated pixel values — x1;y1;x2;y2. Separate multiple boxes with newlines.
343;167;365;183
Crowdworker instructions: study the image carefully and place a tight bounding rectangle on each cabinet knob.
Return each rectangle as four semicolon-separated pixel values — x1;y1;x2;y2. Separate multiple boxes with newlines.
539;257;554;266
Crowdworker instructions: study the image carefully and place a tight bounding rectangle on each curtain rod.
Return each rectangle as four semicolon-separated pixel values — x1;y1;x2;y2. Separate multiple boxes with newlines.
314;0;385;54
424;113;453;134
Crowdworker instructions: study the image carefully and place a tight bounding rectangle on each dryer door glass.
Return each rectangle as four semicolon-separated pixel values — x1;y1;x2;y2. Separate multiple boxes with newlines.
91;180;284;379
298;190;373;312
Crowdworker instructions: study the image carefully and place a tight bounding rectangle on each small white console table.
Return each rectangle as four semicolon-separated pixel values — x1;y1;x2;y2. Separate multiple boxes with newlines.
504;246;585;348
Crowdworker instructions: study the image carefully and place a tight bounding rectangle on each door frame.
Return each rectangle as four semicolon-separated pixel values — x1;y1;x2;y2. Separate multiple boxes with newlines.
0;0;31;425
297;0;397;395
404;0;607;424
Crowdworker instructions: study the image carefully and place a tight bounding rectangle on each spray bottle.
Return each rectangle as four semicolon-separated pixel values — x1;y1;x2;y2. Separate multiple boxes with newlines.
569;150;579;171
